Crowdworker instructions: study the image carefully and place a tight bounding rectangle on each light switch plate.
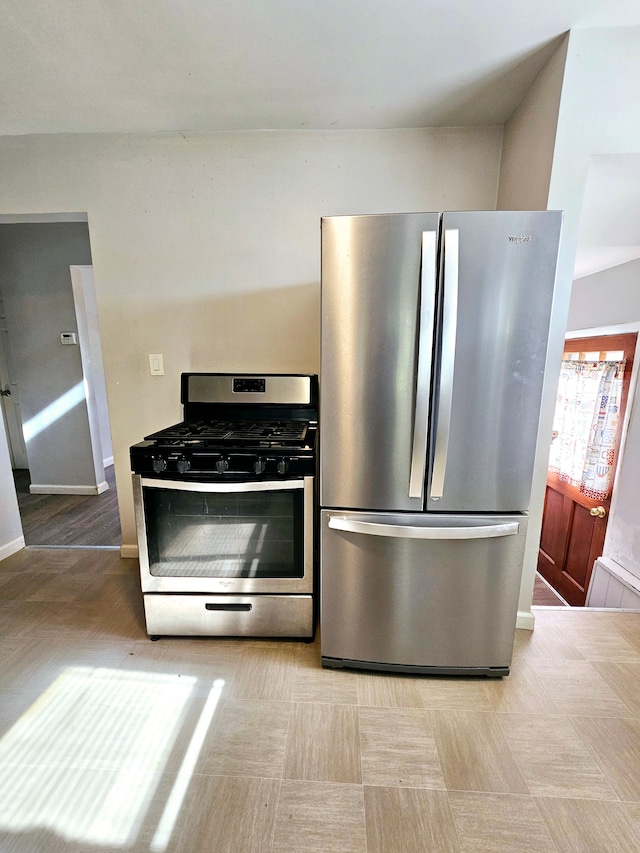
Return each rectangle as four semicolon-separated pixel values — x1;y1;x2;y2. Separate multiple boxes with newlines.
149;353;164;375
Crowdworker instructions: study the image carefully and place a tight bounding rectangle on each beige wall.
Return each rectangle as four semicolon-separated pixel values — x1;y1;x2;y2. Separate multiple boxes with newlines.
0;127;503;549
496;36;571;627
497;35;568;212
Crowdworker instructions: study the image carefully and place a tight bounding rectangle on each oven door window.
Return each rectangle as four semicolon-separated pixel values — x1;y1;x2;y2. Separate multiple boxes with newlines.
142;487;304;579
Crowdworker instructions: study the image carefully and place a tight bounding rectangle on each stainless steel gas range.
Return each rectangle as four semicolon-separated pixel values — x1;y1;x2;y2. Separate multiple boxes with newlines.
130;373;318;639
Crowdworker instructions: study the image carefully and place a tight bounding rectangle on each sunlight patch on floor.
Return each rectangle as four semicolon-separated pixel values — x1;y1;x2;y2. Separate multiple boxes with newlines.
0;666;200;847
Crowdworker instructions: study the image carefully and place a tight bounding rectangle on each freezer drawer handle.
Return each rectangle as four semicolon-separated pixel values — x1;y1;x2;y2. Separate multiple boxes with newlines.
205;603;252;611
328;516;519;540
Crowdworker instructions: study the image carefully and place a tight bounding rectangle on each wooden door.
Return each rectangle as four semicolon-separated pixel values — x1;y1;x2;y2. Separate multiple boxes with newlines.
538;333;636;606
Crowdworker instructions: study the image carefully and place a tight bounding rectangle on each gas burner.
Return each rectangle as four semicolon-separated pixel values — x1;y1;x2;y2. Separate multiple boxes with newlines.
131;373;318;480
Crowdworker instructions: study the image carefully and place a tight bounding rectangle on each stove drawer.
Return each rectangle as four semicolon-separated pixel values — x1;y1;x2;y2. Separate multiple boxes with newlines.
143;593;313;638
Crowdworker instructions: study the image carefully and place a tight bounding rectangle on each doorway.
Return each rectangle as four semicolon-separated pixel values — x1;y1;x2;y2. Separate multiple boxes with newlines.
538;331;637;605
0;218;121;549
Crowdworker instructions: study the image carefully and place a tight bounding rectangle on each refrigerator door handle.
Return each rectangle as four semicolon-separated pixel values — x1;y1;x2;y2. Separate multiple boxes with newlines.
328;515;519;540
408;229;438;499
429;227;459;500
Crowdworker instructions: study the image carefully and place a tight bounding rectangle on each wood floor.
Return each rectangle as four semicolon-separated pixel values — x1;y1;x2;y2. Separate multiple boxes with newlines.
12;465;121;547
1;547;640;851
533;572;568;606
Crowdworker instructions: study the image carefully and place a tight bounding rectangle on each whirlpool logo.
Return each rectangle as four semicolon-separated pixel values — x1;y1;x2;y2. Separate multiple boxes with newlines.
508;234;532;244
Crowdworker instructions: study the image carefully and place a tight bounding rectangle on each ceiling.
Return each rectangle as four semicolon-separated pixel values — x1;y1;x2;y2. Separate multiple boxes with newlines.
2;0;640;136
1;1;640;278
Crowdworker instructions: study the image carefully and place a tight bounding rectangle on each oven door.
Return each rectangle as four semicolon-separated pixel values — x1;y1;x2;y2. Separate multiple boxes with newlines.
133;475;314;594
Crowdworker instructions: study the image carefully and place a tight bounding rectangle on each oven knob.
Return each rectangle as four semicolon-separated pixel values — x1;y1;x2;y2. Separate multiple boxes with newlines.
152;457;167;473
277;458;289;475
176;458;191;474
254;457;266;475
215;457;229;473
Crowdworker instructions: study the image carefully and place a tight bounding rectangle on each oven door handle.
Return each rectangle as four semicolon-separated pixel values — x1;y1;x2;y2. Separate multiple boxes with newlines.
328;515;519;540
139;477;306;493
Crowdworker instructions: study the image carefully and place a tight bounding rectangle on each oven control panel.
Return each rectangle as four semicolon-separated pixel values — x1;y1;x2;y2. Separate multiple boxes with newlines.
130;445;315;480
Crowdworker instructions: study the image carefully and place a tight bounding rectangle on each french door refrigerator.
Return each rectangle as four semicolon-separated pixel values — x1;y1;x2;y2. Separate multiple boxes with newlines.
320;210;562;676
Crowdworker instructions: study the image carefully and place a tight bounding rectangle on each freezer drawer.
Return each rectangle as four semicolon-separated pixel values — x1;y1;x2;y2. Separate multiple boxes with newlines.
320;510;527;675
144;594;313;638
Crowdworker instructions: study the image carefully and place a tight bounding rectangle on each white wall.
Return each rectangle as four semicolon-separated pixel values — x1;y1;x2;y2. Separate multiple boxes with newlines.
548;27;640;284
546;27;640;590
0;127;503;550
606;392;640;581
568;258;640;331
0;223;97;490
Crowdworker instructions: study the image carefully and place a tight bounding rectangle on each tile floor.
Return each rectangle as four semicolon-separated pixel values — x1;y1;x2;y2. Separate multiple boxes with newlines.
1;548;640;851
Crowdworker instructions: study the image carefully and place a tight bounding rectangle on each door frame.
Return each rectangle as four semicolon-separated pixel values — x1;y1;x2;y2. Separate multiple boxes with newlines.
539;321;640;605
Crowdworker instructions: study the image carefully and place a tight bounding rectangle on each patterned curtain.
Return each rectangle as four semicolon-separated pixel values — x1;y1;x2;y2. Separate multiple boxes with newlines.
548;359;625;500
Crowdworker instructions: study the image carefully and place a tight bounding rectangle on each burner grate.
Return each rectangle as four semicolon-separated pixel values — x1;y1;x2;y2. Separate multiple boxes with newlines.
145;420;309;444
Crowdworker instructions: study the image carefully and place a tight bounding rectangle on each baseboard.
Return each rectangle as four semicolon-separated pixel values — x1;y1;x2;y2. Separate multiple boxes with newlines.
103;457;114;468
120;543;139;559
516;610;535;631
30;482;108;496
0;536;25;562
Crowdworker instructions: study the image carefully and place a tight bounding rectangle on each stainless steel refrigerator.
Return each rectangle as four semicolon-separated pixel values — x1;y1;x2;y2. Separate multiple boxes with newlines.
319;210;563;676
